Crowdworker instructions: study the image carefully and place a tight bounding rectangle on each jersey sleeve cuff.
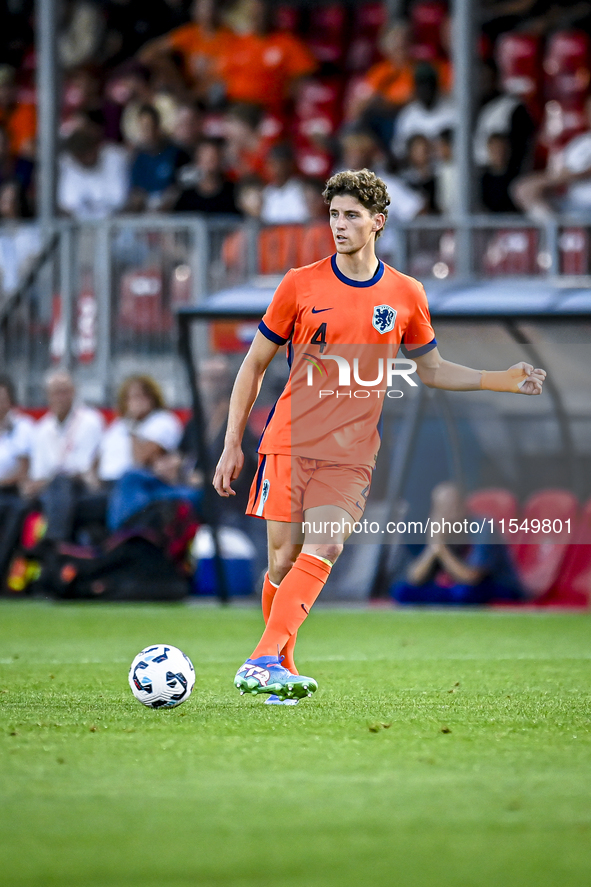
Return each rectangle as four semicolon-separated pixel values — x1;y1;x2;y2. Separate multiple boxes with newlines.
258;320;289;346
400;338;437;358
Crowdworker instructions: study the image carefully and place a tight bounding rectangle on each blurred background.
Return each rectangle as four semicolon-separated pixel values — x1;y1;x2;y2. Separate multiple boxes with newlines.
0;0;590;604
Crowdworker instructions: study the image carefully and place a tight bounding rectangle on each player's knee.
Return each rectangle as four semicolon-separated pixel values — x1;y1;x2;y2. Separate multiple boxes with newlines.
314;543;343;564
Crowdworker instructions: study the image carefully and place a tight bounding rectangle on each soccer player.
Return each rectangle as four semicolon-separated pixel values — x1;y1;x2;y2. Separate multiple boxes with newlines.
213;168;546;702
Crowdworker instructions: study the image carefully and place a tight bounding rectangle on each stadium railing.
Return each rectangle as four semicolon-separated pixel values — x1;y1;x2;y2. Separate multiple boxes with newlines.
1;213;590;406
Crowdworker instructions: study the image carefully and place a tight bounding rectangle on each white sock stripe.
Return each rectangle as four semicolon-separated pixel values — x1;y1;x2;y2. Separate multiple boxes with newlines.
306;553;333;567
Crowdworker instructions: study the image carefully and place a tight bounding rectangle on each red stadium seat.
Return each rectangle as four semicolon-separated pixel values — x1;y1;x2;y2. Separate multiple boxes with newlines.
273;3;301;33
512;490;579;598
118;267;171;334
294;143;333;178
559;227;590;275
538;96;589;161
496;33;542;113
347;1;387;72
465;488;518;526
544;30;591;101
536;496;591;607
295;77;341;118
410;0;447;62
306;4;348;65
482;229;539;276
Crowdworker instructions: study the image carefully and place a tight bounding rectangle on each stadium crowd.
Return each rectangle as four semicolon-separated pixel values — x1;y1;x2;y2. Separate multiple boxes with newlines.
0;369;206;595
1;2;591;260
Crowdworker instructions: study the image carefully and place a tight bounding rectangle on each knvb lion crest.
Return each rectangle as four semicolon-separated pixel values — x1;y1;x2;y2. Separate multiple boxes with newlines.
372;304;396;334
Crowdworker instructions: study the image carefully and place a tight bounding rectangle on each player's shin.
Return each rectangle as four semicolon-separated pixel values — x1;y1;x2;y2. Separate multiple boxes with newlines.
262;571;299;674
251;553;332;659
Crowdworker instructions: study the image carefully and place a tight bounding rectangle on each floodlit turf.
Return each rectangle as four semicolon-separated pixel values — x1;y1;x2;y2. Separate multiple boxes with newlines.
1;601;591;887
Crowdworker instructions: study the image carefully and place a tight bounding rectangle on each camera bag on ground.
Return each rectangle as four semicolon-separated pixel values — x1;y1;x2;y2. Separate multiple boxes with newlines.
38;498;199;601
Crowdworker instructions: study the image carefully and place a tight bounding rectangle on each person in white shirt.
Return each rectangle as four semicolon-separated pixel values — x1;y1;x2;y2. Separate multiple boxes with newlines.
392;63;457;161
0;374;34;581
513;104;591;221
260;143;309;225
25;369;105;543
57;124;129;220
98;374;182;484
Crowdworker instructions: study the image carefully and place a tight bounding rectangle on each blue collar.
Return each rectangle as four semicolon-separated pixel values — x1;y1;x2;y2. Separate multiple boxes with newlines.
331;254;384;288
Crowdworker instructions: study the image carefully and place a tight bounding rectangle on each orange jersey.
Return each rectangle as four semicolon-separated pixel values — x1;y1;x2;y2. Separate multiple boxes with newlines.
258;255;436;467
363;60;416;107
165;23;236;85
220;32;317;112
0;102;36;156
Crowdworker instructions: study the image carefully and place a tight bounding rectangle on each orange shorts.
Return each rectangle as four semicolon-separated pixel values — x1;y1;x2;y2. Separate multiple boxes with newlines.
246;453;372;523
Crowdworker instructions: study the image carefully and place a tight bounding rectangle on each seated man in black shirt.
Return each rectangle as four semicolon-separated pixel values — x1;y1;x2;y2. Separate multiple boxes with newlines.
391;482;524;605
174;137;238;215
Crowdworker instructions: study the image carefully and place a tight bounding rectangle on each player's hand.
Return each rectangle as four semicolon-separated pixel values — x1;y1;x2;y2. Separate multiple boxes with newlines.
510;361;547;395
213;444;244;497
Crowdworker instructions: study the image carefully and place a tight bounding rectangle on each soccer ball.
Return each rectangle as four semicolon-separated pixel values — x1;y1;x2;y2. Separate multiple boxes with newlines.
128;645;195;708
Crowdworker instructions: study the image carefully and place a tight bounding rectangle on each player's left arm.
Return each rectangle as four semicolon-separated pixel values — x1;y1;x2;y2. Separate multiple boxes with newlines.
413;346;546;395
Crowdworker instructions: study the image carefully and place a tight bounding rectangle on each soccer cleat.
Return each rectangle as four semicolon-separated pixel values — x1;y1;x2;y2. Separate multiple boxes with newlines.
234;655;318;700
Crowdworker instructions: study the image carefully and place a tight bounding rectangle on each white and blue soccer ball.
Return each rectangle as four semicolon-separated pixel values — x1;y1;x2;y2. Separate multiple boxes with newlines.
129;644;195;708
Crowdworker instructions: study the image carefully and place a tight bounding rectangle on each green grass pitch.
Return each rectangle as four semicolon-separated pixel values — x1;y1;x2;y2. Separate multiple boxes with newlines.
1;600;591;887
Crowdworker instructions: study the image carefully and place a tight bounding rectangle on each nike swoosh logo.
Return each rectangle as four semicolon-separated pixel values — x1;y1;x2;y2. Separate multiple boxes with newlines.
311;307;333;314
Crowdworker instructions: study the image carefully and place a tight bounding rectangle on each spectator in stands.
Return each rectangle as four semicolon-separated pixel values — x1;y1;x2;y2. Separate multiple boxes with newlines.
174;137;238;214
348;21;416;141
480;133;519;213
223;103;270;180
106;401;195;532
23;370;105;545
392;63;456;161
220;175;264;276
0;374;33;585
139;0;232;104
0;180;41;298
103;60;154;145
260;142;308;224
391;482;524;605
61;68;106;140
219;0;317;116
434;128;459;216
473;59;535;182
400;133;438;213
0;124;34;202
0;65;36;159
171;101;204;156
58;0;106;71
97;374;180;487
127;104;189;211
512;98;591;219
58;123;130;219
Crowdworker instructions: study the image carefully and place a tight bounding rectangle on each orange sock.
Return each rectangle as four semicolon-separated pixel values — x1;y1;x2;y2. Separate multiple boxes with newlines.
251;553;332;659
261;572;298;674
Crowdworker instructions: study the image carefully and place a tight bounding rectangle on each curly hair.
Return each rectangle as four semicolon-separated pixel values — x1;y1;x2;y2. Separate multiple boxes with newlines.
323;168;390;239
117;375;165;416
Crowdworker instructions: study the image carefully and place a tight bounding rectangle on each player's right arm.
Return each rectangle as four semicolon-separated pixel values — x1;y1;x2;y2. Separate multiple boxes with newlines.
213;331;280;497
